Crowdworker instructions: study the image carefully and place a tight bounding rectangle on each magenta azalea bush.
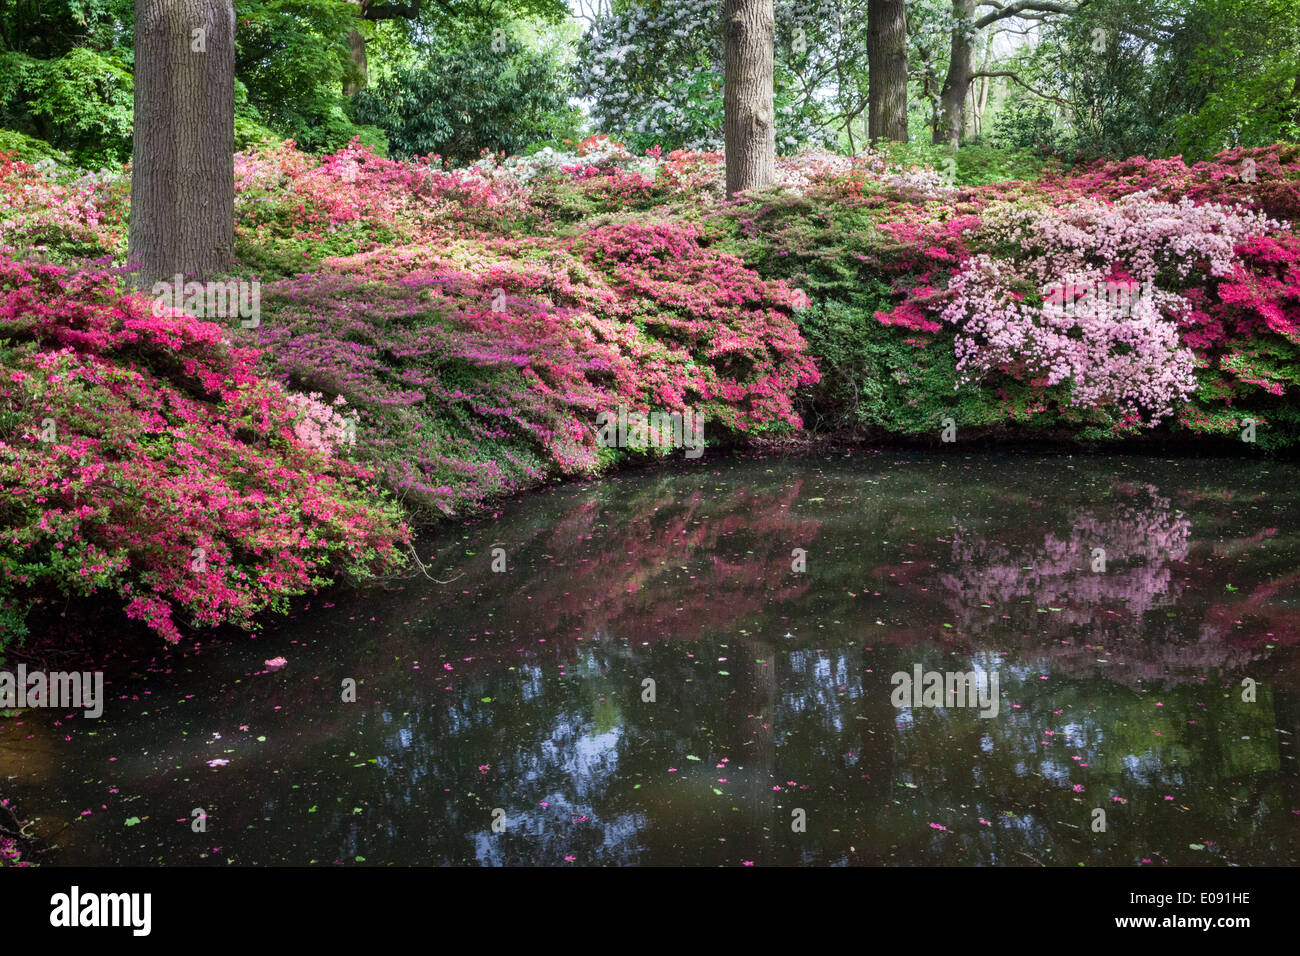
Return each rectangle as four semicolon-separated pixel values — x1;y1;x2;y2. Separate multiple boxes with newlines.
0;259;408;643
250;216;819;517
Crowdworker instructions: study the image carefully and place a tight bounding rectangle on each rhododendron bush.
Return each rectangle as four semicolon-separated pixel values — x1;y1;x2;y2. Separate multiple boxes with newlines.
0;260;408;642
715;143;1300;444
937;195;1277;427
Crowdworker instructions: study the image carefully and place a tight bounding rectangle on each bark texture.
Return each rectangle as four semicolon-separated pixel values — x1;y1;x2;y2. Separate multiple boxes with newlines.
867;0;909;143
345;28;368;96
933;0;975;148
129;0;235;287
724;0;776;197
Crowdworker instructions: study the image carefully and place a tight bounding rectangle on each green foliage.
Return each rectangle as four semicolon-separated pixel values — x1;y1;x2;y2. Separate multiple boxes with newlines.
988;100;1068;156
880;141;1055;185
0;0;135;59
355;32;582;163
1165;0;1300;156
575;0;864;153
0;48;133;167
990;0;1300;161
794;299;1051;434
234;114;282;152
0;128;64;163
235;0;377;154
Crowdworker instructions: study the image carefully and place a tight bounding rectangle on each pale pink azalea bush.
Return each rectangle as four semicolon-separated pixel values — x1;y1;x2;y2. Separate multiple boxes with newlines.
939;194;1280;424
284;391;355;458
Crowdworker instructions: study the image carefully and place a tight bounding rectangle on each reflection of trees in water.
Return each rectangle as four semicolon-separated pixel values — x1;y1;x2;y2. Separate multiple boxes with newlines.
307;464;1300;864
768;643;1290;865
16;457;1300;865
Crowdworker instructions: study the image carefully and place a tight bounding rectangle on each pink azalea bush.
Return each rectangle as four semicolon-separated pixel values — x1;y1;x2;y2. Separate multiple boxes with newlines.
938;194;1277;425
0;259;408;643
250;217;820;517
0;155;127;259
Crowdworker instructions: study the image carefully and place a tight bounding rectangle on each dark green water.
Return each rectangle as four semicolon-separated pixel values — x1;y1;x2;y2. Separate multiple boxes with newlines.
4;452;1299;866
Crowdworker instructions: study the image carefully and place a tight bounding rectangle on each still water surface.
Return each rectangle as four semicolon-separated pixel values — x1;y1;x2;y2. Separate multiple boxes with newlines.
4;452;1298;865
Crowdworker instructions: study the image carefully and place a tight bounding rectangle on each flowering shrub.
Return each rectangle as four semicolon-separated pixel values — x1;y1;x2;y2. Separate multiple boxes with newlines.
0;131;1297;648
247;217;819;517
0;259;408;643
937;194;1276;426
1039;144;1300;222
710;143;1300;441
284;391;355;458
0;154;127;259
0;133;1298;649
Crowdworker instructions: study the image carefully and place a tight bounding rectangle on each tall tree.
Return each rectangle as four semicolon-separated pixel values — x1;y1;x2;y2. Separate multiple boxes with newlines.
868;0;909;142
933;0;975;147
129;0;234;286
932;0;1085;148
724;0;776;196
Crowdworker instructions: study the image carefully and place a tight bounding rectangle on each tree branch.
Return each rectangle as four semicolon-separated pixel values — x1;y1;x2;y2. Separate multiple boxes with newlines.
971;69;1075;108
973;0;1087;30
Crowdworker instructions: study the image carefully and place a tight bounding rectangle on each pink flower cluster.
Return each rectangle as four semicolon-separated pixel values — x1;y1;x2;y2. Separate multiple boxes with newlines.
940;195;1277;424
0;259;409;642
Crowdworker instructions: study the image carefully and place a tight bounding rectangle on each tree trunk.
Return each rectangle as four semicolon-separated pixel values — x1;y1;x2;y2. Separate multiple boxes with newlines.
867;0;908;143
933;0;975;148
344;29;368;96
971;27;993;139
724;0;775;197
129;0;234;288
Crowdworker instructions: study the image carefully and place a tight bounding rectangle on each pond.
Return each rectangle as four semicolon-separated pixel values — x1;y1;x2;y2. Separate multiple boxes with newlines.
3;451;1299;866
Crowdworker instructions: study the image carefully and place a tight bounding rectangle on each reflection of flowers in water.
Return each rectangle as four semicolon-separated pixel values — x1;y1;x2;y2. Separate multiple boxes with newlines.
421;476;821;643
939;484;1191;632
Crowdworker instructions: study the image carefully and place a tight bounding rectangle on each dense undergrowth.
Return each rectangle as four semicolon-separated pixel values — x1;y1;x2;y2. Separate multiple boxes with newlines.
1;134;1297;646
